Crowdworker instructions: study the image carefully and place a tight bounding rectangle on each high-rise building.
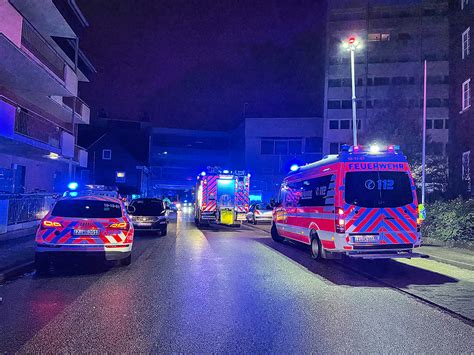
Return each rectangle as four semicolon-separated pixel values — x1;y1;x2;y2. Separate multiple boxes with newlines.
0;0;95;193
448;0;473;197
324;0;449;156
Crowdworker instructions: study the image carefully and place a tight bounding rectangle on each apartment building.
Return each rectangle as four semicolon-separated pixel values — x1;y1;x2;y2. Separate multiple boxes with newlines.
0;0;94;193
324;0;449;156
448;0;473;197
241;117;323;202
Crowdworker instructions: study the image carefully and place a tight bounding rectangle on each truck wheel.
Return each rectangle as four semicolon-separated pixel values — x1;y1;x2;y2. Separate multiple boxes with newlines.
310;233;322;261
35;253;49;274
271;223;284;242
120;254;132;266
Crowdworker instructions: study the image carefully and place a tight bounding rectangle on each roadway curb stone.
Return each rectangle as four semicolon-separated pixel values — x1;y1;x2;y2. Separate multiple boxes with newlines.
0;261;35;284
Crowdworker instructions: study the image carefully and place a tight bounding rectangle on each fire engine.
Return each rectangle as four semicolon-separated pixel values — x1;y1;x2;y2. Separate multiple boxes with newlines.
194;167;250;226
272;144;427;260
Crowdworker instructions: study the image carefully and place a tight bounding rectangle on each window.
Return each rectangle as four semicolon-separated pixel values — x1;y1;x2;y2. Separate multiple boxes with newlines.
328;100;341;109
329;120;339;129
374;77;390;85
345;172;413;208
288;140;302;154
392;77;408;85
102;149;112;160
261;140;274;155
341;100;352;109
116;171;126;183
329;143;340;154
366;100;373;108
426;119;433;129
398;33;411;40
305;137;322;153
297;175;335;207
328;79;341;87
462;0;469;10
340;120;350;129
433;119;444;129
52;200;123;218
462;27;470;59
368;33;390;42
462;79;471;111
274;141;288;155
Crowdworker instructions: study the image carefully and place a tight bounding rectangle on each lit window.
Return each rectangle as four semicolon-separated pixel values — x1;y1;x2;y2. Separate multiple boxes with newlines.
462;27;470;59
462;78;471;111
116;171;126;183
368;33;390;42
102;149;112;160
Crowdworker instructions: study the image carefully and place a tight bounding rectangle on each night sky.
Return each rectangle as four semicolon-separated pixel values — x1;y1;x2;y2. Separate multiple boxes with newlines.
77;0;327;130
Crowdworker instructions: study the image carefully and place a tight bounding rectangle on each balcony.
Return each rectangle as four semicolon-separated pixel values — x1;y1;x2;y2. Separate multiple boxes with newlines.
0;20;77;99
62;96;90;124
0;96;81;163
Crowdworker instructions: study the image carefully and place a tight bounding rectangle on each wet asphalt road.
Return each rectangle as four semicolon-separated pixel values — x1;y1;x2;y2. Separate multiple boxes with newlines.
0;213;473;353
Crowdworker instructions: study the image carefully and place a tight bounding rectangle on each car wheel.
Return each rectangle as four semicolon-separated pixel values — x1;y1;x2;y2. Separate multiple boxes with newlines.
271;223;284;242
310;232;322;261
120;254;132;266
161;226;168;236
35;253;49;274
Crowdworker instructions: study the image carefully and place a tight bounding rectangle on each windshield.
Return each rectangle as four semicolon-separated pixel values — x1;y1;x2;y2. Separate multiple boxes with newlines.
130;199;164;215
345;171;413;208
51;200;123;218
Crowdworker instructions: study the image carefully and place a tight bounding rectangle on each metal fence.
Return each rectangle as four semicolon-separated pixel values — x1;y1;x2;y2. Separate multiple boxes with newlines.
3;194;57;225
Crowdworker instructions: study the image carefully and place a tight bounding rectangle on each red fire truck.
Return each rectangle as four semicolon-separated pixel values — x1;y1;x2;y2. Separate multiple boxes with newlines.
272;144;427;260
194;168;250;226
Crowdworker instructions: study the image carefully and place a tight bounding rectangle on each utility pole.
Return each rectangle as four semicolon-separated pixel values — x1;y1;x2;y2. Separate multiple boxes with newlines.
421;60;427;205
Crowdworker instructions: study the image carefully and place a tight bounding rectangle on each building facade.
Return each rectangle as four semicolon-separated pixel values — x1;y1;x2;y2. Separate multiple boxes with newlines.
448;0;474;197
242;117;324;202
324;0;449;156
0;0;94;193
149;128;232;200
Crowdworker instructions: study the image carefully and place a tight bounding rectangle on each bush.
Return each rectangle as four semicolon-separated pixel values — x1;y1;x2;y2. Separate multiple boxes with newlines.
421;198;474;244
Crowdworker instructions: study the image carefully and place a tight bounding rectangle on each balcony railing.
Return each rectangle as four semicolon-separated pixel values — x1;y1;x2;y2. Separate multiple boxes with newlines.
63;96;86;116
14;106;62;149
21;21;66;80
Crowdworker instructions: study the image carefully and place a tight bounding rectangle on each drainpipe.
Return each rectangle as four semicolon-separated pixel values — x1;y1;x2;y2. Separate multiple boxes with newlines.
68;37;79;181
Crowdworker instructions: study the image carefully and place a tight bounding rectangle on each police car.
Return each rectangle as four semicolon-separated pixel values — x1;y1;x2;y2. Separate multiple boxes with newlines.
35;195;134;272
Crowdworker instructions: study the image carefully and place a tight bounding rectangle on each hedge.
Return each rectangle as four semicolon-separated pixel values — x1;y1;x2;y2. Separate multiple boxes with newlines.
421;198;474;245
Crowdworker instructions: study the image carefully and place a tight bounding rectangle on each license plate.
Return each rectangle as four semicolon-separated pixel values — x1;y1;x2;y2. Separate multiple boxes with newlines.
136;222;152;226
352;235;379;243
73;229;100;236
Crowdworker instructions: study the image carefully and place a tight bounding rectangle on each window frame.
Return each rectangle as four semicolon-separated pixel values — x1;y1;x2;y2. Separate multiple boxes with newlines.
462;78;471;111
102;149;112;160
462;27;470;60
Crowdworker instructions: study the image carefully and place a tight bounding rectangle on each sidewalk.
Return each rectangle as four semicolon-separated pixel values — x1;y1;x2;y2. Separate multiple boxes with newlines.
246;223;474;271
0;233;35;281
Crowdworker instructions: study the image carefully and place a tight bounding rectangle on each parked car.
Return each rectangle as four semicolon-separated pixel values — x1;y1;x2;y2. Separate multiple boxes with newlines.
128;198;169;235
246;203;273;224
35;195;134;272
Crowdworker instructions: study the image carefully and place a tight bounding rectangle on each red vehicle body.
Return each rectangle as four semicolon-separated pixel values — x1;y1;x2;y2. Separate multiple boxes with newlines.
195;168;250;226
35;195;134;270
272;145;423;260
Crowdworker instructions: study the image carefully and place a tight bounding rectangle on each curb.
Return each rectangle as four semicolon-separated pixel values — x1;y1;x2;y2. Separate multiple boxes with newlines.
0;261;35;284
246;224;474;271
422;254;474;271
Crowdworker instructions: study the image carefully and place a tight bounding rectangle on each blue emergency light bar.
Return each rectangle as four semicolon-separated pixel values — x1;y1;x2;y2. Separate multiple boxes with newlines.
342;144;400;154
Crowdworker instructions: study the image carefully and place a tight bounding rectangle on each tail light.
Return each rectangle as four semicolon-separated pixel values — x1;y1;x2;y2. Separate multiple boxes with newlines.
109;222;129;230
335;207;345;233
42;220;62;228
416;217;421;232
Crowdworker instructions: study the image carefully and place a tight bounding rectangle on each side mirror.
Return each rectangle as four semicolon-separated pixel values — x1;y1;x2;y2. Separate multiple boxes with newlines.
127;205;136;214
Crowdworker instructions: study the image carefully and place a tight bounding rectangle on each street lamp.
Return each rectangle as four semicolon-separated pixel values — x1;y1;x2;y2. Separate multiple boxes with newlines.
342;36;361;146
